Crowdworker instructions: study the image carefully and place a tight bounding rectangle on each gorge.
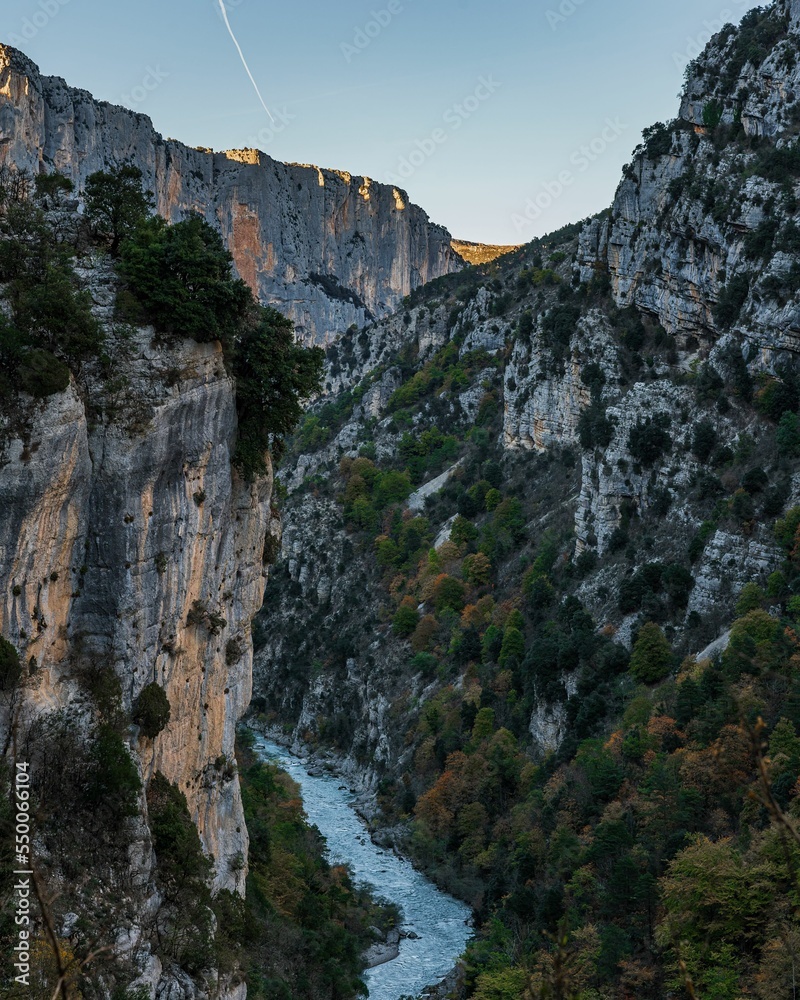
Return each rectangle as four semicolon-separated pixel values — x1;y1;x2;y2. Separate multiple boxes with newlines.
4;2;800;999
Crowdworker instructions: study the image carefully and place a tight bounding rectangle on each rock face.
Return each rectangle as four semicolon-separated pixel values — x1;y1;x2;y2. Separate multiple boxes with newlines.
0;44;461;345
578;0;800;355
0;281;275;992
253;2;800;774
1;323;273;888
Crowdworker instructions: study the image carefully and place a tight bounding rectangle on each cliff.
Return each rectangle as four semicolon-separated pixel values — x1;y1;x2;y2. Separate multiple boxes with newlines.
252;0;800;805
0;44;461;345
0;253;275;994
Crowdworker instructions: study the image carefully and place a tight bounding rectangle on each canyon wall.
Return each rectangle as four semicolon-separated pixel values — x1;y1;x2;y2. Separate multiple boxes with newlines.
0;43;461;345
0;278;275;993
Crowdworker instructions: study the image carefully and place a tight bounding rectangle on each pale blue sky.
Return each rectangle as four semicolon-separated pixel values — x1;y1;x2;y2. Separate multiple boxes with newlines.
2;0;760;243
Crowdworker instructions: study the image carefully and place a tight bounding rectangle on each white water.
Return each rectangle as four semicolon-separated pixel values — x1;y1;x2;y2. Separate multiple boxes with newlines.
252;738;472;1000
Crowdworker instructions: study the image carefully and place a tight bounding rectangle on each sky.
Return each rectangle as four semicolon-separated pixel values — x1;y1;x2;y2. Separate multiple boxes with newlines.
1;0;762;245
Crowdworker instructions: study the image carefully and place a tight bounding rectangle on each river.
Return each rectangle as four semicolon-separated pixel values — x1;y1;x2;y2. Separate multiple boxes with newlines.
252;738;473;1000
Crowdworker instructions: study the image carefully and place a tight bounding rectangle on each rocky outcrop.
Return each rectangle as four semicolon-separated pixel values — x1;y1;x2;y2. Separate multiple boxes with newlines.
578;0;800;355
0;45;461;345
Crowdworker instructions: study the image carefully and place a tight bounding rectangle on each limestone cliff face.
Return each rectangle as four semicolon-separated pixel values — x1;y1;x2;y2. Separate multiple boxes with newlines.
252;4;800;773
0;45;460;345
578;0;800;353
0;283;273;993
0;320;273;885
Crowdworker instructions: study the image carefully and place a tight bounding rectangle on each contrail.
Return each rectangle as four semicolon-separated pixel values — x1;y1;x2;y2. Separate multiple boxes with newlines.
217;0;275;124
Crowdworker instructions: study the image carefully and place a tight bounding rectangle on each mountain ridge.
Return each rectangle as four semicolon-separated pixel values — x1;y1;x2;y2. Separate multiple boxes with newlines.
0;42;461;345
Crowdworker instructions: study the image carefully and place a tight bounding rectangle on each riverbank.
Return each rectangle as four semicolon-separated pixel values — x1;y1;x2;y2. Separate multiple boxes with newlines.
249;731;472;1000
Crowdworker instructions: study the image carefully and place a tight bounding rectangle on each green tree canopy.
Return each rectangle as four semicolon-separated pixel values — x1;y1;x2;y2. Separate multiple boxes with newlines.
630;622;673;683
233;306;324;475
119;213;252;344
85;164;154;254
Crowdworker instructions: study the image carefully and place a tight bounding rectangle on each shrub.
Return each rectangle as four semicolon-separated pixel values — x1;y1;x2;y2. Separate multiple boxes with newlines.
714;274;751;329
147;771;214;971
628;413;672;466
742;467;768;495
579;403;615;450
0;636;22;691
542;302;581;349
702;99;724;130
692;420;718;463
630;622;673;683
132;682;172;738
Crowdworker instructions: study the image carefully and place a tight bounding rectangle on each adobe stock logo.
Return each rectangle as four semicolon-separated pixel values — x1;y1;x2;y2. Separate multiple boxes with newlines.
120;66;171;110
512;117;628;233
341;1;406;63
8;0;71;46
386;76;501;185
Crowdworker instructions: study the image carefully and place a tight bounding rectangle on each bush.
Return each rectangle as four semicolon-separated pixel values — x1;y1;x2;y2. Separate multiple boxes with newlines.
147;771;214;972
15;348;70;397
579;402;615;450
132;682;172;738
628;414;672;466
714;274;751;329
0;636;22;691
692;420;718;463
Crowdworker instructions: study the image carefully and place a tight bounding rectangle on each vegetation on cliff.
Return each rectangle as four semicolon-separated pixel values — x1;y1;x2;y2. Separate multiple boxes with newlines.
0;165;327;997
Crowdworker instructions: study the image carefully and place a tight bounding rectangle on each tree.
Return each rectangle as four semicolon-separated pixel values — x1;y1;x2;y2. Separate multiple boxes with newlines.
233;306;324;474
499;627;525;667
464;552;492;586
85;165;153;254
630;623;673;683
628;414;673;467
0;636;21;691
735;582;765;617
34;172;74;203
412;615;440;653
133;682;172;738
393;601;419;638
776;410;800;457
16;348;71;398
433;575;467;614
119;214;252;344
